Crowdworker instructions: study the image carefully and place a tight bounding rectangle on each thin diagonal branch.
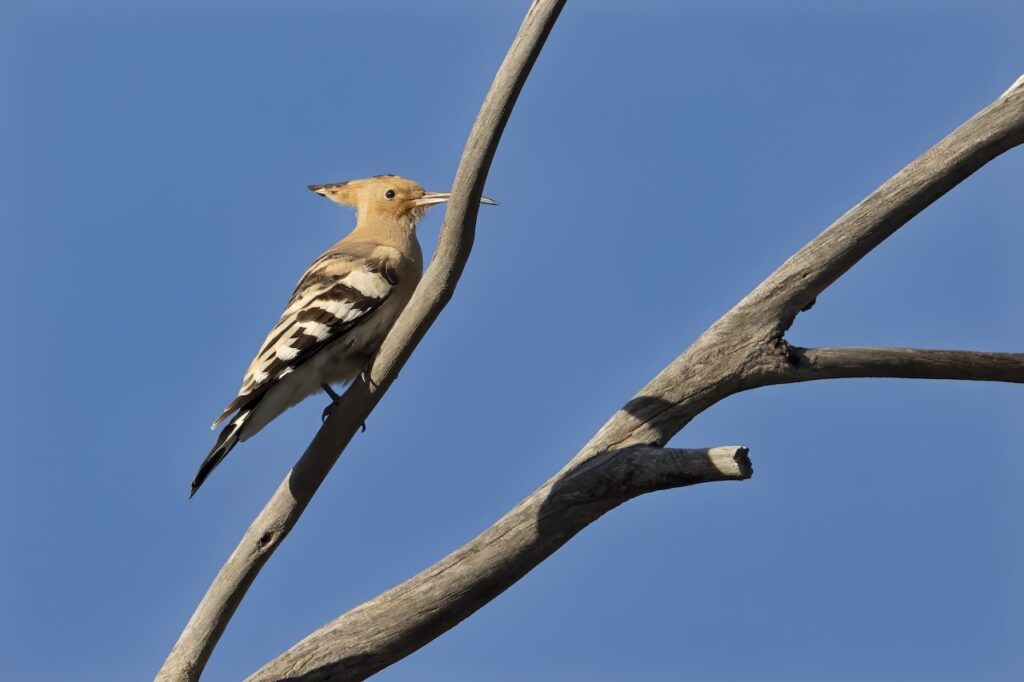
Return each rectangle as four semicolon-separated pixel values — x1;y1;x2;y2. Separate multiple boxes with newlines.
155;2;566;680
761;346;1024;386
245;446;752;682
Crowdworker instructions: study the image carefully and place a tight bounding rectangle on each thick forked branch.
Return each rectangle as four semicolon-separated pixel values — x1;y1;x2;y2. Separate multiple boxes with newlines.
764;347;1024;386
736;77;1024;329
248;73;1024;679
246;446;751;682
156;1;567;680
575;74;1024;455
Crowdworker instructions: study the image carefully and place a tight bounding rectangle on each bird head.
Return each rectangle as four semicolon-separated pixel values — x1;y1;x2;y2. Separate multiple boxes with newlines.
308;175;497;227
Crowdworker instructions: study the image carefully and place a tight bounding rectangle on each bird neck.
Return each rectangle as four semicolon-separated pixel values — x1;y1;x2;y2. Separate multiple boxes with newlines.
348;214;421;254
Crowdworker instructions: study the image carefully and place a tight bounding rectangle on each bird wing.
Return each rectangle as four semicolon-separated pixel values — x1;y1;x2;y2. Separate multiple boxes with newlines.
211;242;400;428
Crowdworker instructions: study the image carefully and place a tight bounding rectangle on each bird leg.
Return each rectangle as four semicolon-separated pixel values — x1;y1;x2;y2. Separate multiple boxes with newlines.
320;383;341;423
320;383;366;432
321;383;342;402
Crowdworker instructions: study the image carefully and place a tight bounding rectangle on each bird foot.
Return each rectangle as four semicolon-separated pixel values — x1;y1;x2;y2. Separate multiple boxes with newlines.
321;383;342;424
320;383;366;432
360;367;379;391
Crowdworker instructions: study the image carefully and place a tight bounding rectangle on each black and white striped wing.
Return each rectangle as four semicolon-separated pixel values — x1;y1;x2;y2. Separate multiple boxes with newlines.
212;259;395;428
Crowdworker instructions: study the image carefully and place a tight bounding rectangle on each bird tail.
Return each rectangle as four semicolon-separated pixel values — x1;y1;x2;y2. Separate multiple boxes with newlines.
191;409;251;498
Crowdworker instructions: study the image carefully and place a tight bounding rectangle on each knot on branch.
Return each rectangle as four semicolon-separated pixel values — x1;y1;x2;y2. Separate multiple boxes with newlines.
767;337;804;369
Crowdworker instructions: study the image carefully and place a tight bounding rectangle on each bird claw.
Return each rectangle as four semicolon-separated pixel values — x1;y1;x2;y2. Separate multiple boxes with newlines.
321;405;366;431
360;368;379;390
321;383;342;424
320;382;366;431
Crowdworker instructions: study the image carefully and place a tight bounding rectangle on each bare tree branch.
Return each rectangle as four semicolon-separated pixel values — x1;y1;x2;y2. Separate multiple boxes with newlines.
576;73;1024;457
156;2;567;680
244;72;1024;680
245;446;751;681
761;347;1024;386
738;76;1024;331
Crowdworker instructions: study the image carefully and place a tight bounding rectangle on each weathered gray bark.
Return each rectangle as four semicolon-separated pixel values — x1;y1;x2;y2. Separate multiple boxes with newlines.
244;73;1024;681
158;0;1024;677
247;447;751;681
155;2;567;681
765;347;1024;385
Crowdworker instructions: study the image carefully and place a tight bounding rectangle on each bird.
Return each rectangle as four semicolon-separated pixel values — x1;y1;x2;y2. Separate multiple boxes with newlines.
190;175;497;497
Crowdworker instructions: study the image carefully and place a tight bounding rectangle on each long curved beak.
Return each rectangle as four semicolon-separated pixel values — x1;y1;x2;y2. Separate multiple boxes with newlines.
413;191;499;207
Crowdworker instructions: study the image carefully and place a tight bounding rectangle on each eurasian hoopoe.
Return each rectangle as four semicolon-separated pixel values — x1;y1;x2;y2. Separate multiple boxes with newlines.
190;175;497;497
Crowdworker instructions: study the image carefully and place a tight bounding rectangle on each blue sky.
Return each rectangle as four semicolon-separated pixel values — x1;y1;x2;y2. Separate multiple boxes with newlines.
4;1;1023;680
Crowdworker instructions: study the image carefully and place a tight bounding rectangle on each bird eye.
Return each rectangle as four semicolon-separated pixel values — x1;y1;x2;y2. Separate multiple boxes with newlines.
385;189;396;199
